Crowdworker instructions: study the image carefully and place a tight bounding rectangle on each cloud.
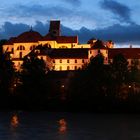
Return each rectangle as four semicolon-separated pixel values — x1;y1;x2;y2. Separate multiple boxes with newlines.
100;0;133;24
2;4;99;29
1;21;140;46
8;4;73;18
0;21;50;39
0;22;30;38
61;0;81;6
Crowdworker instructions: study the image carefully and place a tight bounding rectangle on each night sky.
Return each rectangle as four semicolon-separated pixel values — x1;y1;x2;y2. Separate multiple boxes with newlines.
0;0;140;47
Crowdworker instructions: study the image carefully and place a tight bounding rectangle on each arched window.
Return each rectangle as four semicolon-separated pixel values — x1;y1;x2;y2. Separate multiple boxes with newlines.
17;45;25;50
30;45;36;50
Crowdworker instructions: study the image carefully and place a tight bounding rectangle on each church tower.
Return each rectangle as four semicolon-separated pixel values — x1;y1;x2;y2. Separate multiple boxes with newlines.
49;20;61;37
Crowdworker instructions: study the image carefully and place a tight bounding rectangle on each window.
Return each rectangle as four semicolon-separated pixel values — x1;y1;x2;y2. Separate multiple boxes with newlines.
67;66;70;70
82;59;84;63
60;66;62;71
19;52;22;58
12;48;14;53
41;57;43;60
20;46;22;50
75;59;77;63
75;66;77;70
60;59;62;63
90;50;92;54
30;45;36;50
17;45;25;50
67;59;70;63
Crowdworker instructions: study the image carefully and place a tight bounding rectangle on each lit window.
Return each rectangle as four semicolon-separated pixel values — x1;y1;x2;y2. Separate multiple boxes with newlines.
67;66;70;70
67;59;69;63
18;46;25;50
75;59;77;63
60;59;62;63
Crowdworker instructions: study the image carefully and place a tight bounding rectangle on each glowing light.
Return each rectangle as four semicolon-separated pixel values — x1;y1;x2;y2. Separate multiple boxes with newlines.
11;114;19;128
58;118;67;133
61;85;64;88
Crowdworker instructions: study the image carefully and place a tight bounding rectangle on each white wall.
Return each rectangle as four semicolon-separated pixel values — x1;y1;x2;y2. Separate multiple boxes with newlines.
53;58;88;71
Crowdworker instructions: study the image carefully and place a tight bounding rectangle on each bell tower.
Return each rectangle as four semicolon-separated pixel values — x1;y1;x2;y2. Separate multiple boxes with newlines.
49;20;60;37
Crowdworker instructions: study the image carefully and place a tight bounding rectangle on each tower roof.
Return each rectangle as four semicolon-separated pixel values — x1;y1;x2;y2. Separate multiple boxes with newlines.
49;20;60;31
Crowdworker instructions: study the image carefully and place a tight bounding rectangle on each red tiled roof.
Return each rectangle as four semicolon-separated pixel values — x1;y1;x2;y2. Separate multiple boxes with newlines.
43;33;56;41
56;36;78;43
109;48;140;59
14;30;43;43
43;35;78;43
4;37;17;45
48;48;88;59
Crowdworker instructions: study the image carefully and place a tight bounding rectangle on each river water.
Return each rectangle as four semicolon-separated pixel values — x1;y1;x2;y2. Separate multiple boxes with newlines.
0;112;140;140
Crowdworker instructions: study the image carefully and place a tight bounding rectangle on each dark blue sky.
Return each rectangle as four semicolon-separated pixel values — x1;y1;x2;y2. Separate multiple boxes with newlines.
0;0;140;47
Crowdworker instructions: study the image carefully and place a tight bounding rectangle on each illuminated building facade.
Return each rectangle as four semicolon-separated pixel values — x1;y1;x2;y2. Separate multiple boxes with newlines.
4;20;138;71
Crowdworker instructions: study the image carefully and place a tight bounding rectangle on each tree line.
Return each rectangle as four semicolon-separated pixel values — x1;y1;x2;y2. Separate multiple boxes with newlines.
1;41;140;112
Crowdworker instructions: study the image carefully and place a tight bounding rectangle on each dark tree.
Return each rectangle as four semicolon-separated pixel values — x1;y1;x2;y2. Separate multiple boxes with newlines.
0;52;15;107
68;53;109;111
109;53;129;100
18;53;49;108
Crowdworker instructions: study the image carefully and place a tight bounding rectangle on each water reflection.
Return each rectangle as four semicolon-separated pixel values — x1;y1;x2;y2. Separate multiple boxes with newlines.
58;118;67;134
11;114;19;128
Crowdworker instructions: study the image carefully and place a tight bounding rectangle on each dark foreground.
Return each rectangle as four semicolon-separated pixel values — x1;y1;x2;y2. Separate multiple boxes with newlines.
1;93;140;113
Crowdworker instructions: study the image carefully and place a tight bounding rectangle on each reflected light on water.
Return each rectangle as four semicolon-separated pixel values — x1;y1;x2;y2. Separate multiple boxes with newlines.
11;114;19;128
58;118;67;134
